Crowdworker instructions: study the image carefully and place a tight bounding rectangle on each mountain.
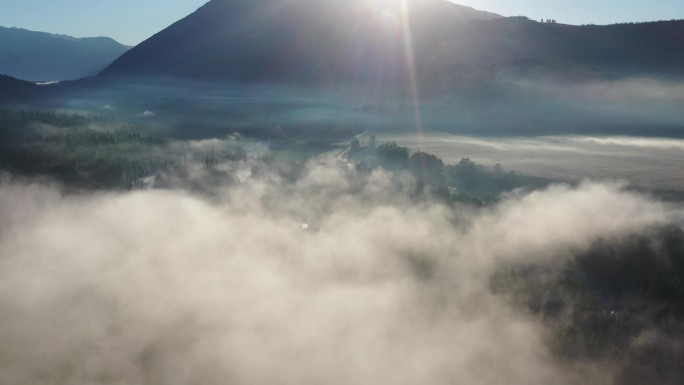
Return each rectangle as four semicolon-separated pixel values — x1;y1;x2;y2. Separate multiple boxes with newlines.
432;18;684;77
100;0;501;83
0;26;130;82
100;0;684;86
0;75;37;104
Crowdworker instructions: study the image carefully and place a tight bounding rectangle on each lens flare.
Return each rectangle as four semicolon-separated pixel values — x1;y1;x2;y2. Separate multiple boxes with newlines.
400;0;424;139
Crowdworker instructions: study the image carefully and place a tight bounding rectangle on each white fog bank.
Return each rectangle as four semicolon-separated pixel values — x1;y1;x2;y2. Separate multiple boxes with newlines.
0;161;675;385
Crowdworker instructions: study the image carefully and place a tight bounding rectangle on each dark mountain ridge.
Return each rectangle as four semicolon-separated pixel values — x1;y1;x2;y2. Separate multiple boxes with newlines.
100;0;502;84
0;26;130;81
0;75;37;104
3;0;684;139
100;0;684;86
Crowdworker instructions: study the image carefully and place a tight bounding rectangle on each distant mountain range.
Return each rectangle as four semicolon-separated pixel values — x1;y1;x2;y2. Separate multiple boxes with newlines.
2;0;684;106
0;26;130;82
100;0;684;86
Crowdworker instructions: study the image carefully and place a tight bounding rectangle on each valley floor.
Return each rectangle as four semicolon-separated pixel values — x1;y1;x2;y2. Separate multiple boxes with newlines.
381;133;684;195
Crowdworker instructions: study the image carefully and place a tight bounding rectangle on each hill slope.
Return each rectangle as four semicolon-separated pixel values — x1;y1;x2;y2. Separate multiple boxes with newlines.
100;0;502;83
100;0;684;85
0;26;130;81
0;75;37;104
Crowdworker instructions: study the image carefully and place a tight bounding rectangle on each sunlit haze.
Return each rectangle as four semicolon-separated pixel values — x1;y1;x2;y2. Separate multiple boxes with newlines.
1;1;684;384
0;0;683;45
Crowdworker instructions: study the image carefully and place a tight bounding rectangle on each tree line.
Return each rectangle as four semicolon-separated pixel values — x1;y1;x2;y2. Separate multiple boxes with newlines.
351;140;550;204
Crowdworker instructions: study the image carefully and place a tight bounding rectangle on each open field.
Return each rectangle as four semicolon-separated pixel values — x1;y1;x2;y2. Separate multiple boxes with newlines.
381;133;684;193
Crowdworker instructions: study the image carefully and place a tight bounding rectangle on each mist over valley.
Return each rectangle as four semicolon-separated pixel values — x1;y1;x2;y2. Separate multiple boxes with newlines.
1;1;684;384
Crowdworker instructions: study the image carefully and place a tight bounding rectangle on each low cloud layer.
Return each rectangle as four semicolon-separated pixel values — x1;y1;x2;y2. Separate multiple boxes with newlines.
0;161;675;385
382;133;684;193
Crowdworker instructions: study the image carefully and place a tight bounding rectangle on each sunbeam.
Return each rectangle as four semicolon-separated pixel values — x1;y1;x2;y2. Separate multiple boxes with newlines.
400;0;425;139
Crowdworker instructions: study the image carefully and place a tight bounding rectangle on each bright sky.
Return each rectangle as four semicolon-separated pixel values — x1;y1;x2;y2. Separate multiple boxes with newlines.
1;0;683;46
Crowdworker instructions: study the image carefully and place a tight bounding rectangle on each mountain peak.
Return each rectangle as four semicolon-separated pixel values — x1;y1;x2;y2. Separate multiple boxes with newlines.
100;0;500;82
100;0;684;84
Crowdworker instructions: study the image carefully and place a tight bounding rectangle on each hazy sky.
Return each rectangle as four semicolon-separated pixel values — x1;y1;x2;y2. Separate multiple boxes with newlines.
1;0;683;45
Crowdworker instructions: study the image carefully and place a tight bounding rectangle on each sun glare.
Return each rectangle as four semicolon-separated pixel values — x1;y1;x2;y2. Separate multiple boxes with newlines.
399;0;425;138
